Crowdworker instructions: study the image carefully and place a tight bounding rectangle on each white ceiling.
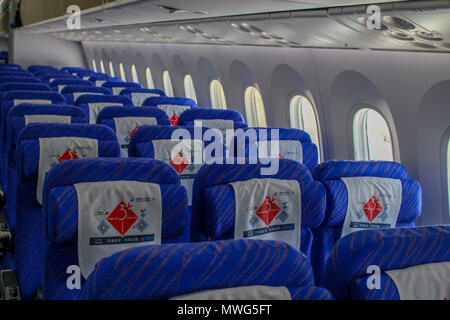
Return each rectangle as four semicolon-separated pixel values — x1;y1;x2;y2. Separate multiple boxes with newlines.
20;0;450;53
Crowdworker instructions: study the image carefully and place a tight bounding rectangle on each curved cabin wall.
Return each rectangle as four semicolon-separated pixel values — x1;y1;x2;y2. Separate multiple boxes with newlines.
83;42;450;225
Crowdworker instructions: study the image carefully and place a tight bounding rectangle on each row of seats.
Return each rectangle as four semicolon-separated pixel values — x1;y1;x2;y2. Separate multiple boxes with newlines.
0;63;447;301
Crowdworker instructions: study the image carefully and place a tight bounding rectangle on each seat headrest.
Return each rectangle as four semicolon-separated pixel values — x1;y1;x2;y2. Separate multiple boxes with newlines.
61;85;111;95
102;81;143;95
120;88;166;106
128;125;220;158
8;104;86;144
312;160;410;181
142;96;198;108
233;127;319;171
83;239;314;300
50;79;93;92
312;160;421;227
193;160;325;241
97;106;170;126
74;94;132;107
0;82;51;93
0;77;41;84
43;158;188;246
17;123;119;180
324;225;450;300
178;108;245;124
2;90;66;104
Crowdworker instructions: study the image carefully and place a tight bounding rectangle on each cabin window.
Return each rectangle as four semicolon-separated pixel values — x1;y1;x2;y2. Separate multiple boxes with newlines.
145;67;155;89
131;64;139;83
162;70;174;97
91;59;97;72
244;86;267;127
184;75;197;103
353;108;394;161
99;60;106;74
119;63;127;81
290;95;321;161
210;80;227;109
108;61;115;77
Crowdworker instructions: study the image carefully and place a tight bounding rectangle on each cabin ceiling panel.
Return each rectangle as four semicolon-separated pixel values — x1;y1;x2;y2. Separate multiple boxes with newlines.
19;0;450;52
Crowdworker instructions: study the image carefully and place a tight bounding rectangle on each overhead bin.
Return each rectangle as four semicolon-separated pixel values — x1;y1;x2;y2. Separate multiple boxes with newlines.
19;0;140;27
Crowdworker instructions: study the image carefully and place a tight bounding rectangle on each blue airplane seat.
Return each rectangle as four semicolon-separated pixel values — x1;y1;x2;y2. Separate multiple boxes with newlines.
142;97;198;126
324;225;450;300
49;79;93;93
12;123;120;299
97;107;170;157
74;94;133;124
101;81;143;95
61;85;111;104
42;158;189;299
129;125;224;209
232;127;319;171
119;88;166;106
310;160;422;285
191;159;326;259
0;91;66;181
83;239;333;300
0;77;41;84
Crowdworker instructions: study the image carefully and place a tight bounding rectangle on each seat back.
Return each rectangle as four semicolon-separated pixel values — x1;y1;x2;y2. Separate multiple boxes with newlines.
0;70;33;77
42;158;189;299
74;94;133;124
0;64;22;70
0;76;41;84
28;65;58;73
101;81;143;95
129;125;221;205
0;82;51;93
0;91;66;178
97;107;170;157
324;225;450;300
191;159;326;257
40;74;77;84
74;70;97;80
0;83;52;102
233;127;319;171
83;239;333;300
49;79;93;93
142;97;198;126
60;67;87;74
87;74;111;87
311;160;422;285
13;123;120;299
61;85;111;104
5;105;86;230
120;88;166;106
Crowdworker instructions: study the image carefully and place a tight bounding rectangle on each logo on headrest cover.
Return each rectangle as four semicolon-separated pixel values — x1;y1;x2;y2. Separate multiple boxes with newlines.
255;196;282;227
106;201;139;236
362;196;385;222
170;113;179;126
128;126;139;137
58;148;79;162
170;152;190;174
